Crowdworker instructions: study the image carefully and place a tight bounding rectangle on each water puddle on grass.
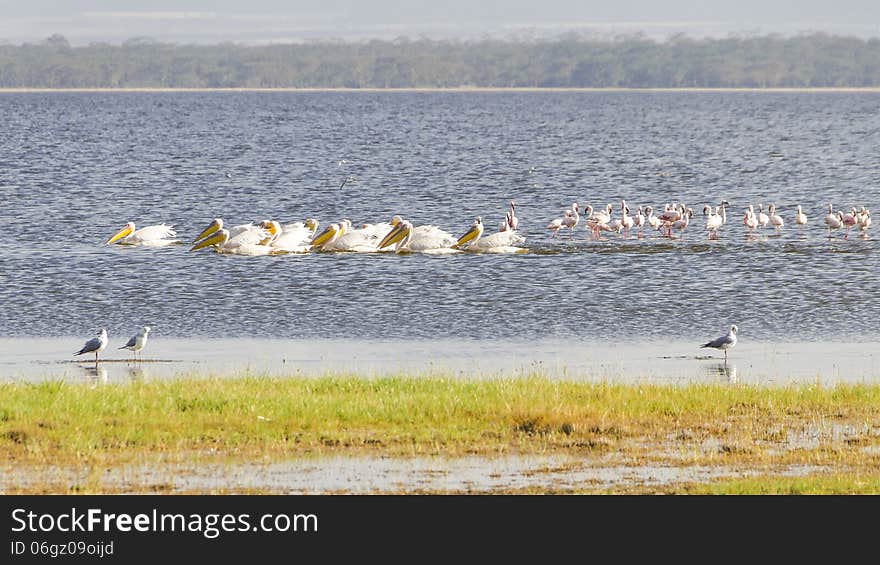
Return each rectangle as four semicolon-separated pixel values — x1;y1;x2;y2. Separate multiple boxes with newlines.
0;455;830;494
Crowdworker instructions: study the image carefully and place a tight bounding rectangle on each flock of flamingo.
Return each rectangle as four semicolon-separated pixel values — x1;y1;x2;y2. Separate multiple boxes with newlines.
546;200;872;240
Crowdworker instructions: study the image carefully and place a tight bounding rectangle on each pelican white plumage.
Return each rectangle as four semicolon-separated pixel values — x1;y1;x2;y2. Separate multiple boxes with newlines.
75;328;108;362
330;220;395;252
119;326;151;361
457;216;526;253
192;218;268;246
309;219;352;252
190;228;280;255
259;219;318;253
377;217;458;253
106;222;178;246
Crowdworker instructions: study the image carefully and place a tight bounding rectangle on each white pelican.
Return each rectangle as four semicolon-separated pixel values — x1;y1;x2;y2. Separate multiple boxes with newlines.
259;219;319;253
701;324;738;363
457;216;526;253
192;218;269;246
75;328;108;362
190;228;280;255
377;218;459;254
330;220;395;252
106;222;178;246
309;219;351;252
455;216;485;248
119;326;151;361
795;205;808;226
768;203;784;232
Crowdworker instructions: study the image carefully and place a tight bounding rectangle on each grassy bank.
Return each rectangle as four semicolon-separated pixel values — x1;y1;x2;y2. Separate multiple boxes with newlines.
2;376;880;493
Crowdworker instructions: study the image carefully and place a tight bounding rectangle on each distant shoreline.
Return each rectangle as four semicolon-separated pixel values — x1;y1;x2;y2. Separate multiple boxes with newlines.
2;87;880;93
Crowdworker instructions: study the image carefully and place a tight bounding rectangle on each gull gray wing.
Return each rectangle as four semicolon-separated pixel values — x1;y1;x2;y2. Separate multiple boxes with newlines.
76;337;101;355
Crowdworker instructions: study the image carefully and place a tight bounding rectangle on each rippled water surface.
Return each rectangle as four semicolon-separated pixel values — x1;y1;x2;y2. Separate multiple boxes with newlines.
1;91;878;346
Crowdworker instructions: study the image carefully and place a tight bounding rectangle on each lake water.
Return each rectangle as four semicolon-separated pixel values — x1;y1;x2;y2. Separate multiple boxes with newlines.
0;91;878;381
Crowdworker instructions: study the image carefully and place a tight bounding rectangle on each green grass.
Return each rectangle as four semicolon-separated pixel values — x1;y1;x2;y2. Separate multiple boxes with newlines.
2;375;880;493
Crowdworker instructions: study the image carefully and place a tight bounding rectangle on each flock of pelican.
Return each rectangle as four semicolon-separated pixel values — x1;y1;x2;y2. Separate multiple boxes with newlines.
546;200;872;240
103;199;872;256
104;202;526;255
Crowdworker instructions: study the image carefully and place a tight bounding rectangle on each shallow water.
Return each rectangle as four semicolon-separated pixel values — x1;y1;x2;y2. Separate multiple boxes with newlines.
1;91;879;350
2;337;878;385
0;454;830;494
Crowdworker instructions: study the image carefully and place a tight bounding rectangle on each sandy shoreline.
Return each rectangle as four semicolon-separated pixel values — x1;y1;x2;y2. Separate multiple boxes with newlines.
2;87;880;93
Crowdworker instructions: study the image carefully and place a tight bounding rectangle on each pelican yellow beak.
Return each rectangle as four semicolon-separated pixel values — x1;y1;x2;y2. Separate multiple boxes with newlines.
310;224;339;248
456;225;481;247
193;220;220;243
190;231;225;251
105;224;133;244
378;223;409;249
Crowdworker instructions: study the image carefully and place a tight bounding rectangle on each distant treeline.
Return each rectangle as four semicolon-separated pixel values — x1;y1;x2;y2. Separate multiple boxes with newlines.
3;32;880;88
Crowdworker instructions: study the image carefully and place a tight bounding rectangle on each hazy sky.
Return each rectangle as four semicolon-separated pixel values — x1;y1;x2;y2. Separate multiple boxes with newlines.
2;1;879;45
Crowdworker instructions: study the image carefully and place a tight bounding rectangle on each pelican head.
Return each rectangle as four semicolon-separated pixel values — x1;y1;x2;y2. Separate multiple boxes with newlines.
379;219;413;250
193;218;223;243
190;228;229;251
304;218;319;233
310;220;348;250
456;216;484;247
390;215;404;227
106;222;135;244
257;220;282;245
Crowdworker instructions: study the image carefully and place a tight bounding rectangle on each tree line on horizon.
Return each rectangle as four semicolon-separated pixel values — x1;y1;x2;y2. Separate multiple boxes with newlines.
2;32;880;88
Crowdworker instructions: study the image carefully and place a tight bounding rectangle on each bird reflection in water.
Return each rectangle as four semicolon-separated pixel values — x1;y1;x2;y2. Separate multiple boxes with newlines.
706;362;737;384
126;365;148;382
81;362;108;386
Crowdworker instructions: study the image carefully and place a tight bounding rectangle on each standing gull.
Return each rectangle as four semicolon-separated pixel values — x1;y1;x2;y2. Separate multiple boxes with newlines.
119;326;151;361
75;328;108;362
701;325;738;363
